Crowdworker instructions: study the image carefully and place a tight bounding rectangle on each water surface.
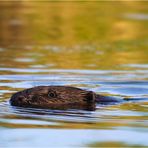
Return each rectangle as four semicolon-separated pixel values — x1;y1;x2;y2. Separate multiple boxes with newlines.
0;1;148;147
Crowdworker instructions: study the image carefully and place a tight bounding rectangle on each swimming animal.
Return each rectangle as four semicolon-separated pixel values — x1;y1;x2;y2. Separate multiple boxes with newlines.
10;86;123;111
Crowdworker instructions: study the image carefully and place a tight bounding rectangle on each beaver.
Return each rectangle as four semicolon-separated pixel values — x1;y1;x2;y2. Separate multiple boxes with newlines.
9;86;123;111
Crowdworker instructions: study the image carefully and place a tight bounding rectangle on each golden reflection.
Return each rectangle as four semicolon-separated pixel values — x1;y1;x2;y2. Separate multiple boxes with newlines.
88;141;144;147
0;1;147;46
111;21;137;41
0;1;147;70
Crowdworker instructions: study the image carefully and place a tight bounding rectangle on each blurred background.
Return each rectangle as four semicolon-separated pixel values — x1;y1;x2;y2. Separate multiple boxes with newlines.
0;1;148;70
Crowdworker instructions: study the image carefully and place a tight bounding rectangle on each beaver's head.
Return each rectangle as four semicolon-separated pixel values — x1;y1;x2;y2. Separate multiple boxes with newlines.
10;86;96;111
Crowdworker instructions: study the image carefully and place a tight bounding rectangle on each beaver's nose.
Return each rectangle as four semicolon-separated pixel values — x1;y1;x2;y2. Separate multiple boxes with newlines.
10;95;27;106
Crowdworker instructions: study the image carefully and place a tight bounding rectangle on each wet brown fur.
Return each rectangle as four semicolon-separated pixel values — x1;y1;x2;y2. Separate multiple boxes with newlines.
10;86;96;111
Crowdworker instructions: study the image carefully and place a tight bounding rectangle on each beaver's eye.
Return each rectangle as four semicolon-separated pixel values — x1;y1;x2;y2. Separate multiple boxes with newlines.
48;91;57;98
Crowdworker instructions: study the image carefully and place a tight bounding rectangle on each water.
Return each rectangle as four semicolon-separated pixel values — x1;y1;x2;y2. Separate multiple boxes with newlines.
0;1;148;147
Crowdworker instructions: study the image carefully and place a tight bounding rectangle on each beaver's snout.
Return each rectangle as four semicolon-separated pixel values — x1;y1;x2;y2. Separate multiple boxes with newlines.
10;94;28;107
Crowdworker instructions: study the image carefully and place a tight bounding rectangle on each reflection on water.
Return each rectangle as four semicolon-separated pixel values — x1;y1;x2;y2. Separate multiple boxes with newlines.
1;129;148;147
0;1;148;70
0;1;148;147
0;69;148;147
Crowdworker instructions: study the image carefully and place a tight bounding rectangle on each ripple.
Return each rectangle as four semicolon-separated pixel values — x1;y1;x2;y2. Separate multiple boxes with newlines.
122;64;148;69
0;129;148;147
0;100;147;126
14;58;35;63
0;69;148;147
124;13;148;20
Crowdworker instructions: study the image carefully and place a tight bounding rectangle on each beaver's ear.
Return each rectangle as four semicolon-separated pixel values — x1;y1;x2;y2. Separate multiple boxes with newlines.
85;91;96;111
86;91;95;103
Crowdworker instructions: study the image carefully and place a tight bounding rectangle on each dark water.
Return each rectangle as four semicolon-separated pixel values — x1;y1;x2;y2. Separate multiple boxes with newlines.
0;1;148;147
